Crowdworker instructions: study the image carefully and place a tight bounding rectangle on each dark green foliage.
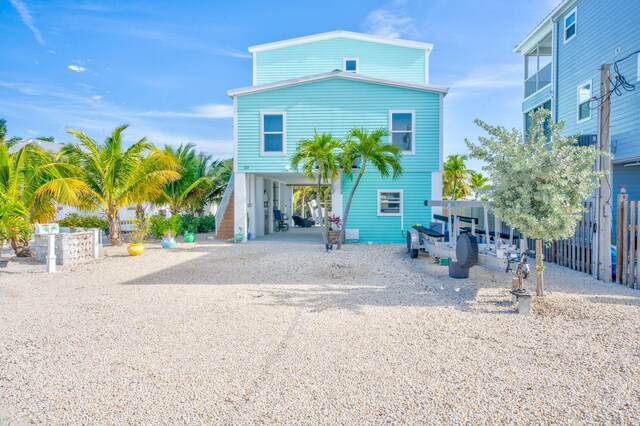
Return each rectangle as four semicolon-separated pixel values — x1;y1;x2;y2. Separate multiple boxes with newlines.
196;215;215;233
149;215;168;239
59;213;108;232
179;214;198;234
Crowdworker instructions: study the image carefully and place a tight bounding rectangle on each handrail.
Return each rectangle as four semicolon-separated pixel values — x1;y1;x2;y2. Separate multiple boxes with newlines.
215;173;234;236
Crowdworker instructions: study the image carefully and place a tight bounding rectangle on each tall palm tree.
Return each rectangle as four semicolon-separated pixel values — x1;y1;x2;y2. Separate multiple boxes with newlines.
160;143;213;215
61;124;180;245
469;171;489;200
291;130;343;243
339;127;403;250
442;154;471;200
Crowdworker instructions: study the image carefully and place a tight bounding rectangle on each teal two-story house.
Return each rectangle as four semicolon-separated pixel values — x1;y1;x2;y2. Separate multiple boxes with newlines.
225;30;448;243
515;0;640;228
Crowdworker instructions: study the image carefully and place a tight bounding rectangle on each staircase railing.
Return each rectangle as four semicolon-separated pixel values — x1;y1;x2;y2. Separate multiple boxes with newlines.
215;173;234;237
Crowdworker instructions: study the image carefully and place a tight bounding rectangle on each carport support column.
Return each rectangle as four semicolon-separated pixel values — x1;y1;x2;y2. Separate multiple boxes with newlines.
234;172;248;242
332;175;343;217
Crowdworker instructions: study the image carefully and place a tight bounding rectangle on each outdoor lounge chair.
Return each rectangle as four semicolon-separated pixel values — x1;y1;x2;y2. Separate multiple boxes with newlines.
274;210;289;232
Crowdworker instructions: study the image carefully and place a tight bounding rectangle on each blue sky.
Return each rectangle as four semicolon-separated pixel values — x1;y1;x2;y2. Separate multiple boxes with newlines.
1;0;560;171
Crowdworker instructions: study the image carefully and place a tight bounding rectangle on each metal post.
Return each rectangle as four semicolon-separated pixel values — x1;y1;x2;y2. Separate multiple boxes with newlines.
46;234;56;273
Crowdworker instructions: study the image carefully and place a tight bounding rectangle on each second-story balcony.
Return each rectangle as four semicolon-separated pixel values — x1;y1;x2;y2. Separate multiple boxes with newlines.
523;33;552;98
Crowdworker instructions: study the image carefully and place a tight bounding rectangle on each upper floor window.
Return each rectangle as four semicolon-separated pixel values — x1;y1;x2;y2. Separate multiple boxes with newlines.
261;112;285;154
343;58;359;73
577;81;592;122
389;110;415;153
564;8;577;43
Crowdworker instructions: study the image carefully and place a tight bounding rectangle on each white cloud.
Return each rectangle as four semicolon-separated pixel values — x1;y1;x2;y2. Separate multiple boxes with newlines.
92;95;103;101
9;0;45;46
68;65;87;73
144;104;233;119
447;63;522;96
362;0;417;38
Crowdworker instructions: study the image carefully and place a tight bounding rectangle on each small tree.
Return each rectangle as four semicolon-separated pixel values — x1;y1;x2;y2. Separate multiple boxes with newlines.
469;171;490;200
339;127;403;250
465;110;606;296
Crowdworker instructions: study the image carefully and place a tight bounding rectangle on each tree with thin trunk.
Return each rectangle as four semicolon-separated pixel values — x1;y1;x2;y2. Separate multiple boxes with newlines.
61;125;180;245
338;127;403;250
291;130;343;244
442;154;471;200
465;109;607;296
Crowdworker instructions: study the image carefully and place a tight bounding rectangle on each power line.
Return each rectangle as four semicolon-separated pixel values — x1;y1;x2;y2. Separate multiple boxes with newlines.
590;49;640;109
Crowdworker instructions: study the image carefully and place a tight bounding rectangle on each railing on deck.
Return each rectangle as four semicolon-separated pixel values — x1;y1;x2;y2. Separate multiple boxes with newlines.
525;62;552;98
214;173;234;237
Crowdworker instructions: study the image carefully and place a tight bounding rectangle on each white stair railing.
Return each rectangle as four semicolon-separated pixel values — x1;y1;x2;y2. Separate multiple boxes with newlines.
215;174;234;237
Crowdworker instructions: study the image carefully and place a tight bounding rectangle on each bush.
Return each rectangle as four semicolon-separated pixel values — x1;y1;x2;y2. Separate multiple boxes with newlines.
179;214;197;234
149;214;168;239
196;215;215;233
59;213;108;232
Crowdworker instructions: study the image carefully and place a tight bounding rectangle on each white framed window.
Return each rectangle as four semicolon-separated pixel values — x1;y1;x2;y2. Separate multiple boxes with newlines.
577;80;592;123
260;112;286;155
377;190;403;216
389;110;415;153
343;58;359;73
564;8;577;43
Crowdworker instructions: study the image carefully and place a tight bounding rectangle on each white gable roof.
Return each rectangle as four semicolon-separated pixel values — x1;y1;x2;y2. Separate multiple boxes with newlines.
227;70;448;97
248;30;434;54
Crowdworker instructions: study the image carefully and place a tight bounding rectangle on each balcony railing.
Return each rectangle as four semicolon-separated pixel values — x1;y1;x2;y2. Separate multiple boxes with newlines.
524;62;551;98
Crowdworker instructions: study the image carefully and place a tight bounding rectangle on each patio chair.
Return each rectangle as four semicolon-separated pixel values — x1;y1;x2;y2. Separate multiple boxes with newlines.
274;209;289;232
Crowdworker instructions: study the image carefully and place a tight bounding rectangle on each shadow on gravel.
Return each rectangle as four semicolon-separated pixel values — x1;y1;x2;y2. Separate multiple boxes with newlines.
587;296;640;307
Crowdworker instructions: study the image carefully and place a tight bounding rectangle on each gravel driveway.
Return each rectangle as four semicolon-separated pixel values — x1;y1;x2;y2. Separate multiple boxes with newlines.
1;239;639;424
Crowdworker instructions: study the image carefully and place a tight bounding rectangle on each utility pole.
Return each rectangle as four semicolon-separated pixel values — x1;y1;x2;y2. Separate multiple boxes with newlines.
596;63;612;282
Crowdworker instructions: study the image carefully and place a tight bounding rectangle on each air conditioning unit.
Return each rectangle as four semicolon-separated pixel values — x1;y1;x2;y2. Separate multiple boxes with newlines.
577;134;597;147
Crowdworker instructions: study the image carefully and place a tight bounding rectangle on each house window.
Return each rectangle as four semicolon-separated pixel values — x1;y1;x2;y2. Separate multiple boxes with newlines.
389;110;415;153
343;58;359;73
577;81;592;122
524;100;552;139
564;8;577;43
261;112;285;154
378;190;402;216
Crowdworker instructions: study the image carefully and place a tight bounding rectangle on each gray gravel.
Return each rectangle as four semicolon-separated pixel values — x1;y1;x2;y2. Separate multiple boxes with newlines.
0;238;639;424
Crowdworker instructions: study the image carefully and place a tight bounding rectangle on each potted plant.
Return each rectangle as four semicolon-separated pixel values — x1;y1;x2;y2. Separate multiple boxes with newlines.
183;223;196;243
328;214;343;244
161;215;181;248
127;217;149;256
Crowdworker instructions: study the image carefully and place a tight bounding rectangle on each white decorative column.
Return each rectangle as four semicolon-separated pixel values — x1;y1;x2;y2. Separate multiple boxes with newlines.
431;171;443;220
46;234;56;273
234;172;247;242
92;229;100;259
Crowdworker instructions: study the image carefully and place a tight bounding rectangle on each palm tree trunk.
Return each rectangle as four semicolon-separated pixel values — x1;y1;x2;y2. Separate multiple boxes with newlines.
107;210;123;246
338;169;365;250
10;235;35;257
317;173;327;243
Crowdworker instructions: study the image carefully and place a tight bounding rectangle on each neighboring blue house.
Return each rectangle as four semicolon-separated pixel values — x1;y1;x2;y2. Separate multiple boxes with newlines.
222;30;447;243
515;0;640;228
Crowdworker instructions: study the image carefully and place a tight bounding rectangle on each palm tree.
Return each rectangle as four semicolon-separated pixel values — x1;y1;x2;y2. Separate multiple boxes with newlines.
201;157;233;215
469;171;489;200
291;130;343;243
160;143;213;215
442;154;471;200
339;127;403;250
61;124;180;245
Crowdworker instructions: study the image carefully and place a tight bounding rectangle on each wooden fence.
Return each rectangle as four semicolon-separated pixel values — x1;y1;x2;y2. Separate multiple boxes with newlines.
616;194;639;289
442;202;596;275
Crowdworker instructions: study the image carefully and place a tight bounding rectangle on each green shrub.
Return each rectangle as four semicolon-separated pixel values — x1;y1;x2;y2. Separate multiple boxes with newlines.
149;215;168;239
179;214;197;234
59;213;108;232
196;215;215;233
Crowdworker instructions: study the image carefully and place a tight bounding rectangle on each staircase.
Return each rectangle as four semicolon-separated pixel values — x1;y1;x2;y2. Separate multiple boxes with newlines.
215;191;235;240
214;174;235;240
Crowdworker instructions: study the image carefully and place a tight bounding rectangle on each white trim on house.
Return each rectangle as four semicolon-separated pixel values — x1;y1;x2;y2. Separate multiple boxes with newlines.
439;94;443;170
233;96;238;172
252;52;257;85
424;51;430;84
576;79;592;123
343;57;359;73
563;7;577;44
248;30;433;53
260;111;287;155
377;189;403;217
227;70;449;97
388;110;416;155
514;0;576;53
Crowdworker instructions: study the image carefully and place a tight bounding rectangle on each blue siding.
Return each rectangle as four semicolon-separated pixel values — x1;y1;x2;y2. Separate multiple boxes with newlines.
255;38;427;85
522;88;552;113
554;0;640;161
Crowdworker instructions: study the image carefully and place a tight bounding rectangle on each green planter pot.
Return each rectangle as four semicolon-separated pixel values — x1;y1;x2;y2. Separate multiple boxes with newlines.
183;232;196;243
